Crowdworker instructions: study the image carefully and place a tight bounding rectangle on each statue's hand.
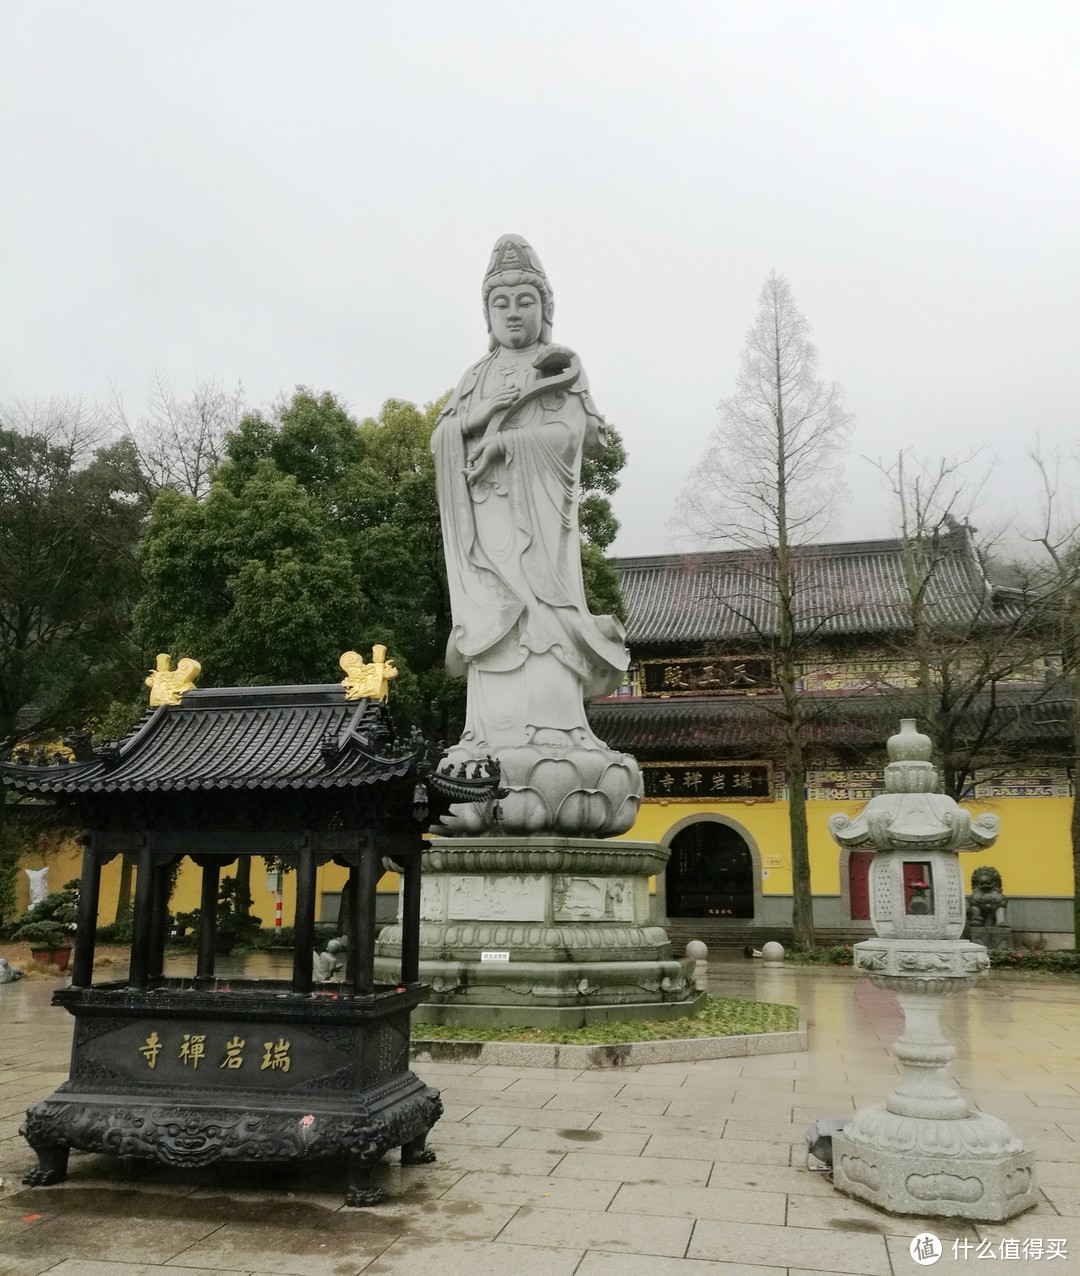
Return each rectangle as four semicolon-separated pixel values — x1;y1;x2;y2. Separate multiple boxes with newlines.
465;387;519;434
465;435;503;486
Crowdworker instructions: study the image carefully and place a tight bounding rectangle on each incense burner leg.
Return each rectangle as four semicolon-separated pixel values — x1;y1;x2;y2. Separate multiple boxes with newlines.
23;1142;69;1186
344;1155;384;1207
401;1132;436;1165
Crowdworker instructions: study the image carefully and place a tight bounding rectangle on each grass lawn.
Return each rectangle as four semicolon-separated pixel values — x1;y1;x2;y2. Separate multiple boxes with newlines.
414;994;799;1046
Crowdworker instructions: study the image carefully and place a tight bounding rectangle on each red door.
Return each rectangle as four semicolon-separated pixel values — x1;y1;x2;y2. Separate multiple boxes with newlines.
848;851;874;920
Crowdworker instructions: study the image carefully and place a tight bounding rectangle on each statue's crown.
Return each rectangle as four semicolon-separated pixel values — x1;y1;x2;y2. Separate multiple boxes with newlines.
484;234;548;288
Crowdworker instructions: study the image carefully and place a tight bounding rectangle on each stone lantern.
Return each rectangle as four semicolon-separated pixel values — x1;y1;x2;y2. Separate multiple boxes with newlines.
828;719;1036;1221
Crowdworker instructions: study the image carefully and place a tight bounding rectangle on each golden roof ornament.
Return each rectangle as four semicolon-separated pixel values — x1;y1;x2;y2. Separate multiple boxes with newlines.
145;653;201;706
340;645;398;702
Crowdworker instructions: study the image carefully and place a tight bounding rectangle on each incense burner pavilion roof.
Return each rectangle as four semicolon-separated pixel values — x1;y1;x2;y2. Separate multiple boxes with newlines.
614;529;1025;649
0;685;419;796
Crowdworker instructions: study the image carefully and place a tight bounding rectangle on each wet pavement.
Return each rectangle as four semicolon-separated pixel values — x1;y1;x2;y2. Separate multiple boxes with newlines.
1;955;1078;1275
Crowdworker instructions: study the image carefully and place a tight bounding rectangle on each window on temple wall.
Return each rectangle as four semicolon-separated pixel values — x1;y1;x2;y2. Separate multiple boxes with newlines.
903;861;934;915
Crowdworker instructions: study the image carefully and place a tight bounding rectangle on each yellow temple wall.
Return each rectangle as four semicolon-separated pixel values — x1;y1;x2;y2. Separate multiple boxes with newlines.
624;795;1074;898
11;795;1072;929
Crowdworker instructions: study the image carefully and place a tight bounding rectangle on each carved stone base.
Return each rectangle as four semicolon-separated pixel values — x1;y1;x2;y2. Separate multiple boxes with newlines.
968;925;1013;951
376;836;701;1027
834;939;1036;1222
833;1109;1037;1221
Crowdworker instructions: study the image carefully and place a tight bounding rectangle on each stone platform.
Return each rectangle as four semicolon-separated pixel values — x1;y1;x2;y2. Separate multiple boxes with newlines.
374;837;699;1027
969;925;1013;950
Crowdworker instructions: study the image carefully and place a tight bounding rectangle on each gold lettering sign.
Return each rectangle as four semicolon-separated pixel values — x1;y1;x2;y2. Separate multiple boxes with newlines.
642;762;773;803
642;657;773;698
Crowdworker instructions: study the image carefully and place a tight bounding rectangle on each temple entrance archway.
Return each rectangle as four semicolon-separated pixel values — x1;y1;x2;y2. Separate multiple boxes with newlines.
664;818;757;919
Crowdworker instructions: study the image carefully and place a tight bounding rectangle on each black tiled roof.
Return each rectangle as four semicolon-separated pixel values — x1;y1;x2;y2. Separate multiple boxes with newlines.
614;531;1022;647
0;685;417;795
589;685;1072;757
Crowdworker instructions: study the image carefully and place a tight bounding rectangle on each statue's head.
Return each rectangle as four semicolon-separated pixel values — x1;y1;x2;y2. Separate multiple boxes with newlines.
971;865;1003;893
483;234;553;350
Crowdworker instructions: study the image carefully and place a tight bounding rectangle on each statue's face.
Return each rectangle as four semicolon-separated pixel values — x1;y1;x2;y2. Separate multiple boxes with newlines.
487;283;542;349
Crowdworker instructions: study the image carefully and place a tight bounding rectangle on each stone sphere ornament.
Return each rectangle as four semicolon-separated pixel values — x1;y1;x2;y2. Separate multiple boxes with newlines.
760;941;785;964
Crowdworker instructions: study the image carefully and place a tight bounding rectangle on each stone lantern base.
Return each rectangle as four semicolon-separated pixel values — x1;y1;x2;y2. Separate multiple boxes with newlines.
833;1111;1037;1222
831;938;1037;1222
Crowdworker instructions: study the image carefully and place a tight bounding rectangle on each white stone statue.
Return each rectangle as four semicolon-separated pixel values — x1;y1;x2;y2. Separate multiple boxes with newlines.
432;235;641;837
25;866;48;910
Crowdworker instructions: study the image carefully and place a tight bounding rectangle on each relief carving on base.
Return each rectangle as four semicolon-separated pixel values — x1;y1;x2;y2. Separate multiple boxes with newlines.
843;1105;1023;1159
906;1172;984;1203
839;1153;882;1191
1005;1167;1033;1198
552;876;635;922
21;1085;442;1172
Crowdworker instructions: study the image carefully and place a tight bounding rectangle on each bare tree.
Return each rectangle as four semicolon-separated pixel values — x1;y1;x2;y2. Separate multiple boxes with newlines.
872;451;1058;800
672;272;853;948
107;372;243;499
1027;447;1080;945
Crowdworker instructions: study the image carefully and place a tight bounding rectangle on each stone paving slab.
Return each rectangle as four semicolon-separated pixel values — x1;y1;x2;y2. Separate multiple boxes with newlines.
47;1264;251;1276
551;1149;714;1185
359;1238;584;1274
497;1202;693;1256
459;1102;599;1128
161;1220;392;1275
541;1085;673;1111
1036;1183;1080;1214
432;1119;520;1146
433;1143;564;1176
439;1168;619;1211
688;1217;892;1274
0;1211;225;1269
2;960;1078;1275
577;1255;786;1276
500;1126;648;1156
610;1180;787;1225
645;1132;791;1165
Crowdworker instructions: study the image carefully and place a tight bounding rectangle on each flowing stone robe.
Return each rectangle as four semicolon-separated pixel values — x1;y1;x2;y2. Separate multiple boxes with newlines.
432;344;628;754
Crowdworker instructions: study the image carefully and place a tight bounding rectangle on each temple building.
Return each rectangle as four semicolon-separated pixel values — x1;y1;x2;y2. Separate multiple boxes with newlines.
590;530;1074;947
9;531;1075;948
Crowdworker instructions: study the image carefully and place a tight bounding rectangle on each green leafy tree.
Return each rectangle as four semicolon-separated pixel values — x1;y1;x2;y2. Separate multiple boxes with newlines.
580;425;628;622
0;402;151;922
0;402;150;743
137;387;629;740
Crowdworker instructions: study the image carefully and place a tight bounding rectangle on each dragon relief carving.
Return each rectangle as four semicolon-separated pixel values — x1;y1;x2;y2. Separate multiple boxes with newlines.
21;1084;443;1186
896;951;953;973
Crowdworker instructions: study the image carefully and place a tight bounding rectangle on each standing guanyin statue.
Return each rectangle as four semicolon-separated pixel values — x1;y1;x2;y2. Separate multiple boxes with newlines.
431;234;641;836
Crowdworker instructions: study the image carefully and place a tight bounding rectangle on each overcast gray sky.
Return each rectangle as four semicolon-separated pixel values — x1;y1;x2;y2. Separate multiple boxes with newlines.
2;1;1077;556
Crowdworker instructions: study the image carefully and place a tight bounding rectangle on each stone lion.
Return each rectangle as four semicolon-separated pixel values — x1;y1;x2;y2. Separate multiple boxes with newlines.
967;866;1007;927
